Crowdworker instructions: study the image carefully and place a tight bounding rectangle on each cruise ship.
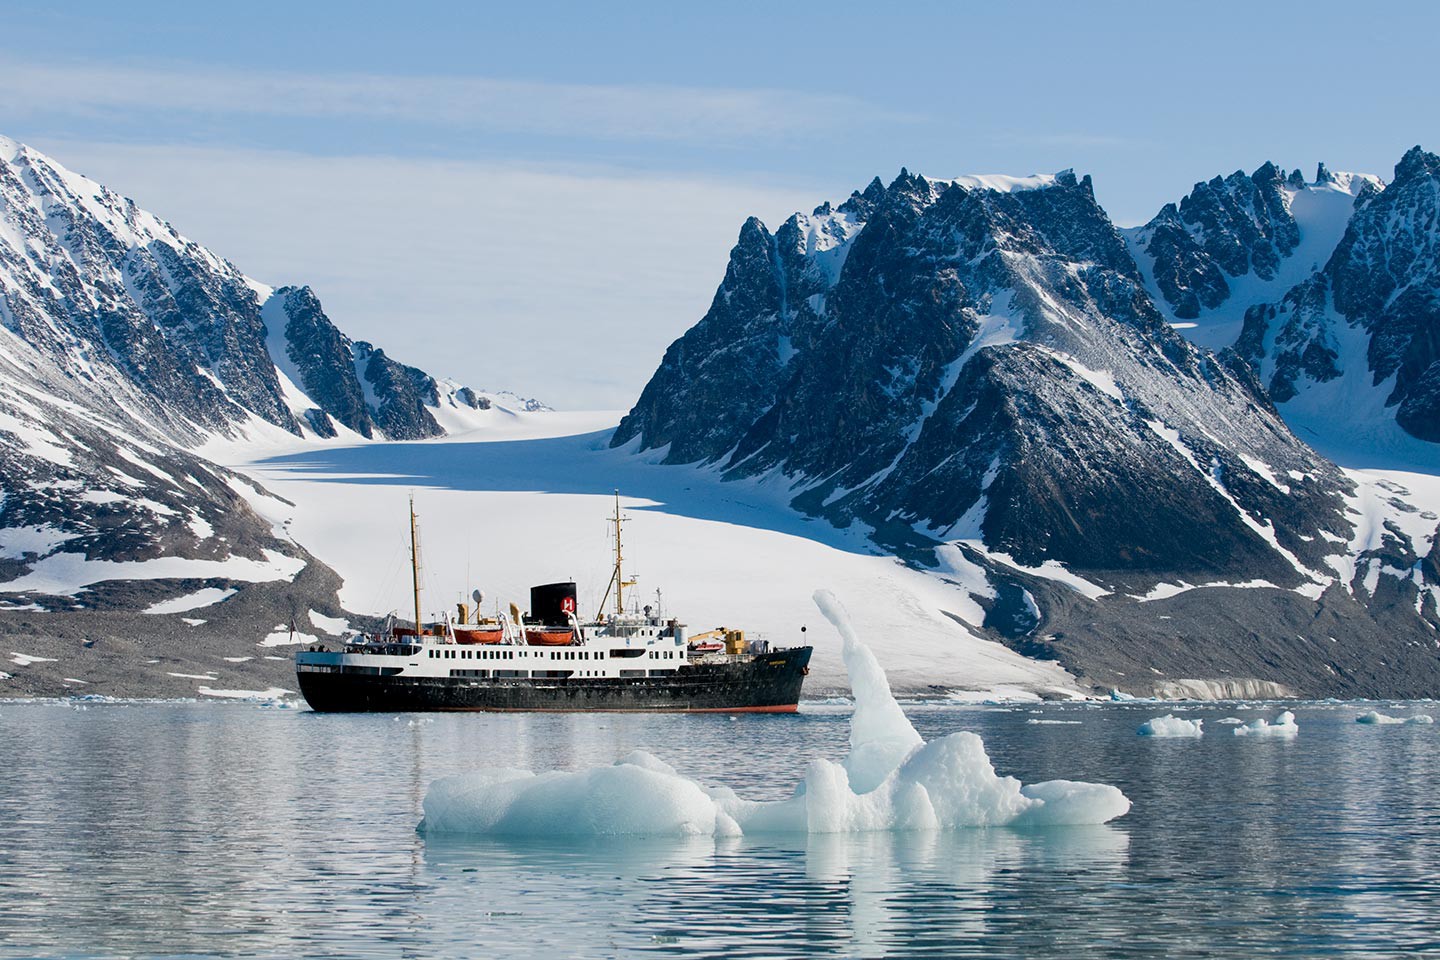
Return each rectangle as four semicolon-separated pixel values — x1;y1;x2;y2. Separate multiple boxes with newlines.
293;495;812;712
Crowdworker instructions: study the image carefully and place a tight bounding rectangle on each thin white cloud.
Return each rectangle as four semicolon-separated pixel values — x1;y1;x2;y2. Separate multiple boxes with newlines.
30;138;831;409
1;60;909;145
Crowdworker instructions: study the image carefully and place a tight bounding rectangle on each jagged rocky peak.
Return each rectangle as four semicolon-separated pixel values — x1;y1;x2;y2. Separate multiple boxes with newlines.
618;166;1354;589
0;136;298;441
1234;145;1440;443
0;134;545;622
1269;144;1440;441
613;178;875;465
262;284;452;440
1127;160;1382;323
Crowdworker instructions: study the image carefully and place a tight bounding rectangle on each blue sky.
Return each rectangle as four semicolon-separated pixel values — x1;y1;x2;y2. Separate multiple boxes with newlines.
4;0;1435;407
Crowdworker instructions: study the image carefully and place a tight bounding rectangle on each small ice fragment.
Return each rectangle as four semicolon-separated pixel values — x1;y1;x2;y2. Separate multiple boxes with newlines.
1137;715;1204;738
1233;711;1298;737
1357;711;1434;725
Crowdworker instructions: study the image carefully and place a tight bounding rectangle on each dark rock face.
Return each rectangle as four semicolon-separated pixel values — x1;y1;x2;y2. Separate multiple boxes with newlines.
1129;163;1303;318
1326;147;1440;440
618;167;1440;696
0;135;525;646
0;143;296;441
351;341;442;440
620;169;1349;584
0;138;491;447
265;285;365;437
1149;146;1438;449
1237;275;1346;403
263;286;443;440
615;190;873;465
0;337;316;616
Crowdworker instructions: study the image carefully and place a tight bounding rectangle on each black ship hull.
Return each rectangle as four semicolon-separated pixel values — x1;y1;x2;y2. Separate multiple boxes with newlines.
297;647;812;713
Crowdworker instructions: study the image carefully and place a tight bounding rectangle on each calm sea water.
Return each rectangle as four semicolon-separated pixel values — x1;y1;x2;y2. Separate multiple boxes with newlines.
1;699;1437;959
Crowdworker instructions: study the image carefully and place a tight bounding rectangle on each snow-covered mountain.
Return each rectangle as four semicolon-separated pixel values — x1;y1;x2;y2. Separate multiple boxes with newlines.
1131;147;1440;463
1126;162;1381;348
0;135;540;667
0;135;537;448
618;167;1440;697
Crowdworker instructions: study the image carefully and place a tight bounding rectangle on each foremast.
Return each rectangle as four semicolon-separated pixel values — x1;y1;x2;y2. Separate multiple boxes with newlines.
596;490;638;619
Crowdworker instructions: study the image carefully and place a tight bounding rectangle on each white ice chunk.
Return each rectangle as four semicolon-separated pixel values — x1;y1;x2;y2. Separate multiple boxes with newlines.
1137;715;1204;738
196;686;293;700
1233;711;1298;737
1357;711;1434;725
814;589;923;793
418;589;1130;838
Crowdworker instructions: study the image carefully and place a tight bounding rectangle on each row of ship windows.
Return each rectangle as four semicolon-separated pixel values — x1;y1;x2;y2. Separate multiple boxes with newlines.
429;648;680;661
450;669;678;679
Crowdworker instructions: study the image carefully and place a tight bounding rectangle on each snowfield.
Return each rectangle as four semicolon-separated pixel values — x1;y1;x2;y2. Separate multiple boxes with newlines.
226;411;1081;697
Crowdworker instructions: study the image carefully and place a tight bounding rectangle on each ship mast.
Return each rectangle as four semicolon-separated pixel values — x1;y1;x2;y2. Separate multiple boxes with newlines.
612;491;631;616
410;493;422;633
596;491;638;619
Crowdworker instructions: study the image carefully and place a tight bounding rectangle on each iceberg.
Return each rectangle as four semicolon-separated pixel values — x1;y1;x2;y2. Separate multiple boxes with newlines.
419;590;1131;838
1233;711;1299;737
1137;715;1204;738
1357;711;1434;725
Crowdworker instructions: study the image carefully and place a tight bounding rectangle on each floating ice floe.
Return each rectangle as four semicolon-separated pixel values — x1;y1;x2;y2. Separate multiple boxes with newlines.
195;686;292;701
1137;715;1204;738
418;590;1131;838
1233;711;1298;737
1356;711;1434;726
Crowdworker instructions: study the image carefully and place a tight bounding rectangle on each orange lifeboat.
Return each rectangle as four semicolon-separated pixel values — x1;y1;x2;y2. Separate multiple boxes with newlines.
453;627;505;645
525;628;576;646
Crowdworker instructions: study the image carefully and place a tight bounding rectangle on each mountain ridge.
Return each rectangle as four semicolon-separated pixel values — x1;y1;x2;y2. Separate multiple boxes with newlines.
0;134;542;690
617;159;1440;697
